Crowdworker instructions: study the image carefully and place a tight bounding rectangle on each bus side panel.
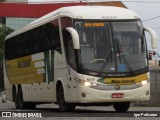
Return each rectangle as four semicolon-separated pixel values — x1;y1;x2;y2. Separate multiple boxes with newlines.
35;82;54;102
23;51;55;102
5;55;44;85
53;50;70;102
27;51;55;102
22;82;54;102
4;52;55;102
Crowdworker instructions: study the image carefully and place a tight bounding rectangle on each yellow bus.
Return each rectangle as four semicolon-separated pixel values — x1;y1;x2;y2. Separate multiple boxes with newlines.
4;6;157;112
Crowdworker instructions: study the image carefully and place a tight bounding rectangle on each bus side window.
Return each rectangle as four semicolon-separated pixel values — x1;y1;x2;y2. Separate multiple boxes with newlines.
60;17;73;64
5;39;15;60
47;23;62;54
5;20;62;60
68;36;76;69
63;30;77;69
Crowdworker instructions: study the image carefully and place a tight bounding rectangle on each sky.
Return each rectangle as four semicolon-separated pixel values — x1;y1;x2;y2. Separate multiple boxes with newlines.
28;0;160;54
123;1;160;54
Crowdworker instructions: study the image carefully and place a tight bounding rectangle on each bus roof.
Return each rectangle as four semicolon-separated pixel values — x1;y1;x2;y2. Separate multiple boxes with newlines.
6;6;139;40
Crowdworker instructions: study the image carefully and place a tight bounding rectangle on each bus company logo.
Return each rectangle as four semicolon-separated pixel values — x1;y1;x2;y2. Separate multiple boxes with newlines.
2;112;11;117
1;112;42;117
111;79;135;84
115;85;120;90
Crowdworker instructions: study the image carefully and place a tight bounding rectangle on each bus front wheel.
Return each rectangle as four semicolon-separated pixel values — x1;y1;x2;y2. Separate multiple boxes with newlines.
113;102;130;112
57;86;76;112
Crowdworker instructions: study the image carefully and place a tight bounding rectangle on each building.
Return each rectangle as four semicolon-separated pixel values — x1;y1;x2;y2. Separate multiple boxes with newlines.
6;18;35;31
5;0;27;2
5;0;35;30
1;1;126;30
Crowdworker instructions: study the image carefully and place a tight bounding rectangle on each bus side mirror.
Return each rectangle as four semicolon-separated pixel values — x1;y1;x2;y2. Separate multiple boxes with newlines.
66;27;80;49
144;27;157;49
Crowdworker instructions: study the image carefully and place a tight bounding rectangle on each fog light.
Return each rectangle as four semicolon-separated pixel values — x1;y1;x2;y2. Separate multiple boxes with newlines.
81;92;86;97
146;90;149;96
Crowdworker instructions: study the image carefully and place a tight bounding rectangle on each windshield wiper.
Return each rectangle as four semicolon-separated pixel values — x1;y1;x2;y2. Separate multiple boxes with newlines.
99;51;112;76
99;37;115;76
116;42;135;76
99;47;113;75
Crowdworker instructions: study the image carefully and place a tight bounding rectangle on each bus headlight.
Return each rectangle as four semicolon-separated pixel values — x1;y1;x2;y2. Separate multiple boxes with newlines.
84;81;91;87
77;79;98;87
141;80;148;85
138;80;149;86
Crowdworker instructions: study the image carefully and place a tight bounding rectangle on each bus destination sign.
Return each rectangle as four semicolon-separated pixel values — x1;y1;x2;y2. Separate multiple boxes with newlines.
84;22;105;27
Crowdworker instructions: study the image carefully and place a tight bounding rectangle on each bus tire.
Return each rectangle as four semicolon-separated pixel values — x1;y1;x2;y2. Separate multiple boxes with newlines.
113;102;130;112
18;86;27;109
13;87;20;109
15;93;20;109
26;102;36;109
57;86;76;112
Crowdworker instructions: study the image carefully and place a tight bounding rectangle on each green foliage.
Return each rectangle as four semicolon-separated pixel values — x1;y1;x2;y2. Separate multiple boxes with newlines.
0;0;5;2
0;26;13;69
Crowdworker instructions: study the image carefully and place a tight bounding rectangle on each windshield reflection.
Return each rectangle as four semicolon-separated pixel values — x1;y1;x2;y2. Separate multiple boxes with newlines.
75;20;148;74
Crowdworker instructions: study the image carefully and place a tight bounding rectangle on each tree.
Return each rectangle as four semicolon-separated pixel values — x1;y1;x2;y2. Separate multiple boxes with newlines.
0;0;5;2
0;26;13;68
0;26;13;91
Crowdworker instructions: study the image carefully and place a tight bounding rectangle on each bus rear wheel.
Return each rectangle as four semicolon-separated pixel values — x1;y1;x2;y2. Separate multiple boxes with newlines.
57;86;76;112
18;86;28;109
13;87;20;109
26;102;36;109
113;102;130;112
14;86;36;109
14;93;20;109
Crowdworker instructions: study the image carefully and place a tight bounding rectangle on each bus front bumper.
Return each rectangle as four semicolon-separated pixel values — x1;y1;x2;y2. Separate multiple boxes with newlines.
77;83;150;103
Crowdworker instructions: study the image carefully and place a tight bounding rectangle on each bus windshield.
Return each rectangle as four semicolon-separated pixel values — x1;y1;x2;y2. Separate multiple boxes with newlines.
75;20;148;74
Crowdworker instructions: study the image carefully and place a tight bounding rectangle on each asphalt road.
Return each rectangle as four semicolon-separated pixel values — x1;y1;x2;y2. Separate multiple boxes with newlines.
0;96;160;119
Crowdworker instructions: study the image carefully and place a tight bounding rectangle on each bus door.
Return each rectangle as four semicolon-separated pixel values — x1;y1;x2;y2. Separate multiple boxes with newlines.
67;68;78;102
66;37;78;102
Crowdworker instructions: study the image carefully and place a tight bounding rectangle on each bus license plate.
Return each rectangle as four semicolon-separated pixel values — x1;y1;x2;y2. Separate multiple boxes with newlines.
112;93;124;98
